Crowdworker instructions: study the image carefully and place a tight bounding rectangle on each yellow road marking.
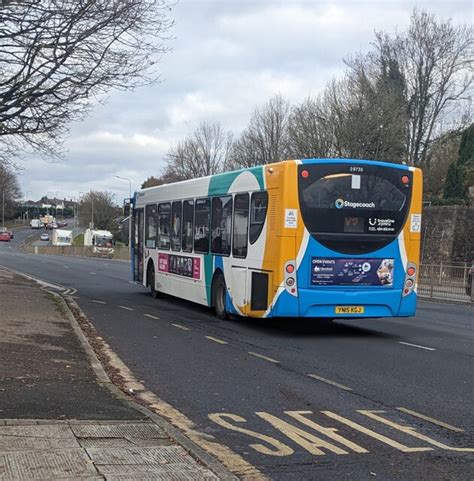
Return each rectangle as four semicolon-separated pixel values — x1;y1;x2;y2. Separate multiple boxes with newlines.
172;323;189;330
256;412;348;455
307;374;352;391
144;313;160;320
91;299;106;304
248;352;279;364
285;411;368;453
322;411;432;453
209;413;293;457
359;410;474;452
206;336;228;345
118;305;134;311
397;407;464;433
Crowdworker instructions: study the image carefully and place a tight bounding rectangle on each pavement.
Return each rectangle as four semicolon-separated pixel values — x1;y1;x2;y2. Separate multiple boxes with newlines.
1;227;473;480
0;267;226;480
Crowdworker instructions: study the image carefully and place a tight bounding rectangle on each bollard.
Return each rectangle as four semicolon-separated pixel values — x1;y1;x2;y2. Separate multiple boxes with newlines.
34;246;38;254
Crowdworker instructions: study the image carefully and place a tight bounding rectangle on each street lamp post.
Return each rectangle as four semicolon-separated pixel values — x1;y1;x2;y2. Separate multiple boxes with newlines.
114;175;132;200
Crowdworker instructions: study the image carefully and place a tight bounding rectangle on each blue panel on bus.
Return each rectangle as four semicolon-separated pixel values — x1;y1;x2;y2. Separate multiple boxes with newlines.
310;258;395;287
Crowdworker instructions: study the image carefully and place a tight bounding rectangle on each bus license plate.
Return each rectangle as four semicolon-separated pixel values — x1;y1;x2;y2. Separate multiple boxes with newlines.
335;306;365;314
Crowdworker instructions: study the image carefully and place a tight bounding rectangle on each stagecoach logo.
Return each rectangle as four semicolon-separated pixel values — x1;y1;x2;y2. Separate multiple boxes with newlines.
335;198;376;209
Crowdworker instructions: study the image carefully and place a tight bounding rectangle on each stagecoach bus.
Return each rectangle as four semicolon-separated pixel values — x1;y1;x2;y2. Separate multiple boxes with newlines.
131;159;422;319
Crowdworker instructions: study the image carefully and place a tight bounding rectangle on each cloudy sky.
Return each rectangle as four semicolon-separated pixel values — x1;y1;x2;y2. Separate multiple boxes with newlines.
18;0;472;202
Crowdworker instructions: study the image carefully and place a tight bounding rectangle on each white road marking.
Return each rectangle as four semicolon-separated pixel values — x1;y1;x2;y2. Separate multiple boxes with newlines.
90;272;97;275
91;299;106;304
248;352;280;364
118;305;134;311
63;266;70;269
206;336;228;345
397;407;464;433
172;323;190;330
307;374;353;391
144;313;160;320
398;341;436;351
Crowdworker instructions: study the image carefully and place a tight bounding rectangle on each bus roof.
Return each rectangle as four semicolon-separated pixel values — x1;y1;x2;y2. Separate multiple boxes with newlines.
134;158;416;204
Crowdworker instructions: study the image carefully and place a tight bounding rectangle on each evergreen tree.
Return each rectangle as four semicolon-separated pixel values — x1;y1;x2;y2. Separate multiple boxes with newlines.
443;162;466;201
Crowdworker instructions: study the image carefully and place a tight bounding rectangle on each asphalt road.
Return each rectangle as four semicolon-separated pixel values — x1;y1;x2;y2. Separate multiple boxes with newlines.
1;227;473;480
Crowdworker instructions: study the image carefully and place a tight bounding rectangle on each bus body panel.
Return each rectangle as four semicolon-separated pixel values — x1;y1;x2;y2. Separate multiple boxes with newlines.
132;158;422;319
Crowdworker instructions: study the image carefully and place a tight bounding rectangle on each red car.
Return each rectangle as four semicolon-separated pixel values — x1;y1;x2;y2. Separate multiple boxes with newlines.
0;232;11;242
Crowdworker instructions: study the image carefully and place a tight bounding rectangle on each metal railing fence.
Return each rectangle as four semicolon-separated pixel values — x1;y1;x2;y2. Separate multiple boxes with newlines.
418;263;472;302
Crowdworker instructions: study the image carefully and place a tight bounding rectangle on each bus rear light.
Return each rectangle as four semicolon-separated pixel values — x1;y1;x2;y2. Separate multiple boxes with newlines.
407;266;416;276
405;279;414;288
301;169;309;179
401;175;410;185
284;260;298;297
404;288;410;295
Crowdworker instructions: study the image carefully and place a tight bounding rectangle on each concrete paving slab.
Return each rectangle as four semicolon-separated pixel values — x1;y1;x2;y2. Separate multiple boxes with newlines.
71;423;167;440
0;425;78;451
86;445;197;467
78;438;171;448
0;448;99;480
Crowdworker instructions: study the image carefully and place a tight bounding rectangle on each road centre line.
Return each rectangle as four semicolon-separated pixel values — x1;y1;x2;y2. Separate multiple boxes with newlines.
397;407;464;433
248;352;280;364
307;374;352;391
91;300;106;304
398;341;436;351
144;313;160;320
172;323;190;330
205;336;228;345
118;305;134;311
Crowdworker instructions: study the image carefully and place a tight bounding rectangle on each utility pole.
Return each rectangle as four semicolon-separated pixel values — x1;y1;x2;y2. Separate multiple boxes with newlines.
2;189;4;228
115;176;132;245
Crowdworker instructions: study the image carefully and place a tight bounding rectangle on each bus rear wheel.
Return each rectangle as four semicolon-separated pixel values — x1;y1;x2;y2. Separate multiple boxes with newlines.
213;274;228;320
148;265;158;299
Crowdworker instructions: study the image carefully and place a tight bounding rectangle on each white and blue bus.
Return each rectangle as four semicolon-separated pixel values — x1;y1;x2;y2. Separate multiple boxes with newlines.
131;159;423;319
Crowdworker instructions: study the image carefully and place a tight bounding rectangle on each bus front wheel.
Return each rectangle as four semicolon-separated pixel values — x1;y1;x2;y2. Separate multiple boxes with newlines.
148;265;158;299
213;274;228;320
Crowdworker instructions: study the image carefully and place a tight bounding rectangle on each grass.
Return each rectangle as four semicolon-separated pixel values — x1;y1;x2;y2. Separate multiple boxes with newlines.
73;233;84;246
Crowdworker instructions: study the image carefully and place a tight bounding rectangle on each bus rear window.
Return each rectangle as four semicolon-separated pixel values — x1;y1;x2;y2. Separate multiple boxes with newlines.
298;164;412;254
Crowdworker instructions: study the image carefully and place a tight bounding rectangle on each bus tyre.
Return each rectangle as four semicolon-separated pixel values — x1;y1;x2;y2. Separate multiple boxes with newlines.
148;266;158;299
213;274;228;320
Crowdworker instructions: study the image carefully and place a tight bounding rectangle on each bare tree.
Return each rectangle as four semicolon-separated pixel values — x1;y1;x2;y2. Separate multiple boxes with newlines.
0;165;20;223
0;0;173;166
163;122;233;180
288;96;334;159
230;94;291;168
329;51;409;163
79;191;118;230
373;10;473;164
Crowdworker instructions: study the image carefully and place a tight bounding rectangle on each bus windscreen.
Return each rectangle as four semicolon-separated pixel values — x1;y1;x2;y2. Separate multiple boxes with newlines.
298;163;412;254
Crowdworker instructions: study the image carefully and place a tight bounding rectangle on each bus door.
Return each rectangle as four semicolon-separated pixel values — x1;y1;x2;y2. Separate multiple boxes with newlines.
133;208;144;283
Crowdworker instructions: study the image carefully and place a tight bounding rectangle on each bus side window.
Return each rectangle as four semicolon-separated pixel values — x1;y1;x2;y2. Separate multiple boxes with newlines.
145;204;158;249
211;196;232;256
182;200;194;253
249;191;268;244
158;203;171;250
194;198;210;254
171;201;182;252
233;193;249;258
